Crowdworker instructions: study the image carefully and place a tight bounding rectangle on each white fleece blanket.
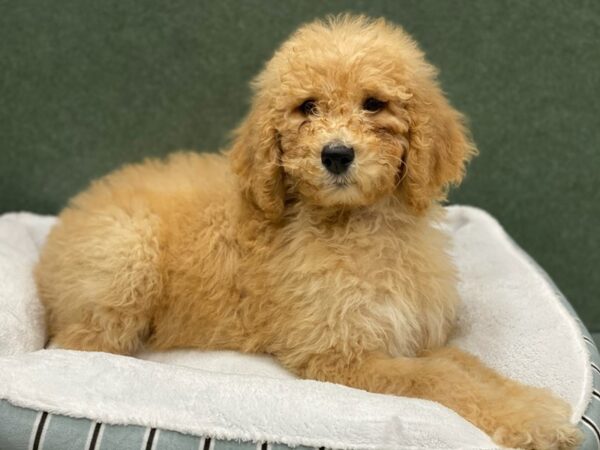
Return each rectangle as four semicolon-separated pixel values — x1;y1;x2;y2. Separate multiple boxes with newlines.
0;207;592;450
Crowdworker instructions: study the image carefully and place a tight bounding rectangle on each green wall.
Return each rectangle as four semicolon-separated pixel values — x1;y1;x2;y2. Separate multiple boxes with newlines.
1;1;599;329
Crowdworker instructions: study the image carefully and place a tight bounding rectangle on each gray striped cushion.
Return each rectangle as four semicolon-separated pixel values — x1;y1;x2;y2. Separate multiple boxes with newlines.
0;400;318;450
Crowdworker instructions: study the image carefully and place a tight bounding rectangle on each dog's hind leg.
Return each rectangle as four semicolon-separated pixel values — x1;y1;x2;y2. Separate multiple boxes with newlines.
36;204;163;355
281;348;581;450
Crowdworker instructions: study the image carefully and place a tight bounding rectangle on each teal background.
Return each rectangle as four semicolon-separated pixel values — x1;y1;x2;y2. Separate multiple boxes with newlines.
1;1;599;329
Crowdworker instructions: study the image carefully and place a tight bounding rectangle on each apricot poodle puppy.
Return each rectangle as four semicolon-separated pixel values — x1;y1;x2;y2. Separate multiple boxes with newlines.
36;15;580;449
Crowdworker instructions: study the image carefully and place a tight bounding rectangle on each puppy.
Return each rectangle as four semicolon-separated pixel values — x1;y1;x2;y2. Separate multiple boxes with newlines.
36;15;580;449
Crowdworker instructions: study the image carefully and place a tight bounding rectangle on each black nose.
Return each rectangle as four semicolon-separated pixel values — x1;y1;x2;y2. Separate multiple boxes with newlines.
321;144;355;175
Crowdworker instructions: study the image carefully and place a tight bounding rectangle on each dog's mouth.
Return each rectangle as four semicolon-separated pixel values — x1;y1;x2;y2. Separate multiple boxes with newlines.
333;179;350;188
329;174;354;188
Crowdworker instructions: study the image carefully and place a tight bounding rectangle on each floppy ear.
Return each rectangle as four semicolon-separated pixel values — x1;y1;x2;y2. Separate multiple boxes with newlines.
399;78;477;213
229;97;285;221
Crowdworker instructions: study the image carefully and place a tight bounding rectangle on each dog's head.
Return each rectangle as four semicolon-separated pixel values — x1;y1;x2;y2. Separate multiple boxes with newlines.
230;15;476;220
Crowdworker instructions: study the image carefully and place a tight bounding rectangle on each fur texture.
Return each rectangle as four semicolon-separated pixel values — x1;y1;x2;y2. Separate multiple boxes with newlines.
36;15;580;449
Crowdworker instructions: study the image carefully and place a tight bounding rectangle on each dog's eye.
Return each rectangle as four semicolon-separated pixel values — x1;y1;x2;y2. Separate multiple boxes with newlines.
298;99;317;116
363;97;386;113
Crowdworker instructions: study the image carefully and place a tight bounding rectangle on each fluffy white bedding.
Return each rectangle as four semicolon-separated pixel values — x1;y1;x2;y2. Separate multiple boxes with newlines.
0;206;591;449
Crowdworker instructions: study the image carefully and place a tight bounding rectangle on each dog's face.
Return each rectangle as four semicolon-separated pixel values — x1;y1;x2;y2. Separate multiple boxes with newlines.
231;16;476;220
274;57;411;210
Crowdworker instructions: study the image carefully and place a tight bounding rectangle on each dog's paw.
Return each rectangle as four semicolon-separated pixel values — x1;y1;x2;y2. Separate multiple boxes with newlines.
490;404;582;450
492;421;581;450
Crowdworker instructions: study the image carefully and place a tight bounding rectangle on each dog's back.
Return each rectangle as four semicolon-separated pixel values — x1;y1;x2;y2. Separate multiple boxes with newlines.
35;151;239;353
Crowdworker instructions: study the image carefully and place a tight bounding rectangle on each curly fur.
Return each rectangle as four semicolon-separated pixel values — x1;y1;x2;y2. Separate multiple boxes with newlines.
35;15;580;449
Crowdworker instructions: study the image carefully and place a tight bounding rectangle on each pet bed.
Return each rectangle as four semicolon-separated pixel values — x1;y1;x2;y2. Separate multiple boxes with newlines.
0;206;598;450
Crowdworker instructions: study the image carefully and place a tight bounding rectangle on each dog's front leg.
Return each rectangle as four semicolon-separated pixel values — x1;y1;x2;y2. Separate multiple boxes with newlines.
279;348;580;450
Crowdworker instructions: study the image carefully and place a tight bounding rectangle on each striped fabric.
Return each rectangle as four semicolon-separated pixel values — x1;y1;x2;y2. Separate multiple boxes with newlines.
0;400;318;450
580;331;600;449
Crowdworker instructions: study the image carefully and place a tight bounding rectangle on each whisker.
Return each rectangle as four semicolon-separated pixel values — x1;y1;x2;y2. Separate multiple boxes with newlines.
389;157;408;191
